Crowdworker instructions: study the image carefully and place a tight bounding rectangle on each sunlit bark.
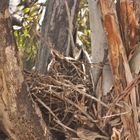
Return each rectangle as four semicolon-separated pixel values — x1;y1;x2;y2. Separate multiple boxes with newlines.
0;0;52;139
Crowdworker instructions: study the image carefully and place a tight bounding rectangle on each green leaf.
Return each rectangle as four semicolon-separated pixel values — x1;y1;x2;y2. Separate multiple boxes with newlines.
23;8;30;14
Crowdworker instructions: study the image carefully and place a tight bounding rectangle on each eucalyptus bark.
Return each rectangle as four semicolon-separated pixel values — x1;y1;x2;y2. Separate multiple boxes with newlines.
87;0;113;97
36;0;80;74
99;0;139;139
136;0;140;21
0;0;52;139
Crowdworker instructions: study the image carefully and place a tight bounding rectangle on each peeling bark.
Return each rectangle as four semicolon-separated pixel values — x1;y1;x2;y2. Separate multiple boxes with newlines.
116;0;139;59
99;0;139;139
136;0;140;22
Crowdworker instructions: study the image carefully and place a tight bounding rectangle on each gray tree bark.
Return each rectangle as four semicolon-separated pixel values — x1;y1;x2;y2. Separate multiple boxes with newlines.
36;0;80;74
87;0;113;96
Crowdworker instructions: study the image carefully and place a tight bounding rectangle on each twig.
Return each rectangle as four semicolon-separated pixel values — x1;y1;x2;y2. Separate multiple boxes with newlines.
33;93;77;134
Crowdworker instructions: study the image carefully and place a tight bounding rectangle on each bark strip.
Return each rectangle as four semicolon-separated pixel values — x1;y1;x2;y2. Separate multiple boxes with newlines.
99;1;139;139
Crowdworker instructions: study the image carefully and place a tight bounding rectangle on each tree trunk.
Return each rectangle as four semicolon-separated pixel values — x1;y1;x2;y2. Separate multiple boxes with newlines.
0;1;52;139
36;0;80;74
99;0;140;139
87;0;113;97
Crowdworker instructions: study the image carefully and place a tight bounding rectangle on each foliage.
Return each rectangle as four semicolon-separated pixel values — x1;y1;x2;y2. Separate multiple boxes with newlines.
13;1;43;70
77;0;91;53
13;0;91;70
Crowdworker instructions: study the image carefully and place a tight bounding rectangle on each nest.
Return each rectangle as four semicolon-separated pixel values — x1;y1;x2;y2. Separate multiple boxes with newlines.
24;51;134;140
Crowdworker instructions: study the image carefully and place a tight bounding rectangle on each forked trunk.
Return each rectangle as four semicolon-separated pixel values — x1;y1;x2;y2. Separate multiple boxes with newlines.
36;0;80;74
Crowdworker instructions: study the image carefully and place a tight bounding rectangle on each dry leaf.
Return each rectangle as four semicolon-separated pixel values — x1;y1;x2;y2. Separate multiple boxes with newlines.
111;127;121;140
77;127;109;140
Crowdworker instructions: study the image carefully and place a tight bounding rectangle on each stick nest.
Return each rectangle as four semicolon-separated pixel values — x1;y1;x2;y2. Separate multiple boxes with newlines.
24;51;135;140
